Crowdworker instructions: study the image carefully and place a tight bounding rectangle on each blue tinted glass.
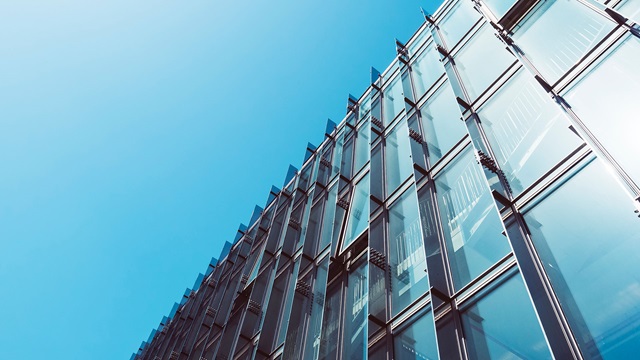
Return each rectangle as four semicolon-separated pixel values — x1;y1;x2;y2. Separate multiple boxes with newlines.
482;0;517;18
412;46;443;99
394;309;439;360
454;25;515;101
461;272;552;359
479;70;583;195
389;188;430;316
513;0;614;83
435;147;510;290
618;0;640;23
564;35;640;186
343;257;368;360
354;119;371;173
318;281;342;360
303;257;329;360
343;173;370;250
385;121;413;196
383;75;405;123
420;81;466;164
439;0;482;49
523;159;640;359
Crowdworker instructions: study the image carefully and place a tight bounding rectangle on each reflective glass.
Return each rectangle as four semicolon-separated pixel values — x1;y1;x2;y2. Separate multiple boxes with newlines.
303;257;329;360
479;70;583;195
319;184;338;251
512;0;614;83
354;119;371;173
412;46;443;99
318;281;342;360
408;26;430;56
385;121;413;196
618;0;640;23
439;0;482;49
389;188;430;316
461;272;552;360
383;75;405;123
434;147;510;290
331;130;344;179
343;173;370;250
564;35;640;185
482;0;517;18
359;92;372;119
523;159;640;359
420;81;466;164
343;257;368;360
454;24;515;101
393;309;439;360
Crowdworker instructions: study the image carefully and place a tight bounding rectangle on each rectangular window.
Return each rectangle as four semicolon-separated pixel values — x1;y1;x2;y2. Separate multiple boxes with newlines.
453;24;515;101
303;257;330;360
385;121;413;196
393;308;439;360
342;173;370;251
522;158;640;359
412;45;444;100
439;0;482;49
388;188;430;316
512;0;614;83
383;75;405;123
318;281;342;360
353;119;371;174
343;256;368;360
434;146;510;290
564;35;640;185
478;69;583;195
420;80;466;164
460;271;552;359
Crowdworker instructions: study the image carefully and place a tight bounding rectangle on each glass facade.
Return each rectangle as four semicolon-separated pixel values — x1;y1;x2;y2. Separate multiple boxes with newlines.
132;1;640;359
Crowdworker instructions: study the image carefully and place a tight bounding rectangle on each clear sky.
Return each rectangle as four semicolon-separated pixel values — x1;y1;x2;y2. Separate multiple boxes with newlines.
0;1;441;359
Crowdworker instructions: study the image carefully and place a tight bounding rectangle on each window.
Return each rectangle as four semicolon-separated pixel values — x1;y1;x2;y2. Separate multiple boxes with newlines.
434;146;510;290
512;0;614;83
385;121;413;196
482;0;518;18
342;173;370;251
383;75;405;123
412;45;443;99
420;80;466;164
393;308;439;360
389;188;429;316
454;24;516;101
522;158;640;359
439;0;482;49
461;271;552;359
563;35;640;185
353;119;371;174
343;256;368;360
478;69;583;195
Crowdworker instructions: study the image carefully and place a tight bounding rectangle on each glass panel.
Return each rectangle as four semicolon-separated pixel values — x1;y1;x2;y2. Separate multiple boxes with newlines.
523;159;640;359
512;0;614;83
564;35;640;185
618;0;640;23
354;119;371;173
393;309;439;360
331;130;344;179
482;0;517;18
343;256;368;360
343;173;370;250
439;0;482;49
420;81;466;164
461;272;552;360
454;24;515;101
359;92;372;119
478;70;583;195
412;45;444;99
303;257;330;360
434;146;510;290
320;184;338;251
389;188;430;316
318;281;342;360
341;137;354;180
385;121;413;196
408;26;430;56
383;75;405;123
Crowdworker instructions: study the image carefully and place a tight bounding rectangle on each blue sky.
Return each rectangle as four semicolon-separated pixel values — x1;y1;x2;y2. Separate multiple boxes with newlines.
0;1;441;358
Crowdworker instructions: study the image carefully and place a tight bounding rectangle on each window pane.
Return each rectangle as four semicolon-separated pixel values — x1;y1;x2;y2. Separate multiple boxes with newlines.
523;159;640;359
389;188;430;316
482;0;517;18
454;25;515;101
439;0;482;49
512;0;614;83
343;173;370;250
461;272;552;360
343;257;368;360
420;81;466;164
354;119;371;173
479;70;583;195
319;184;338;251
564;35;640;185
303;257;329;360
383;75;405;123
412;46;443;99
385;121;413;196
618;0;640;23
434;147;510;290
394;309;439;360
318;281;342;360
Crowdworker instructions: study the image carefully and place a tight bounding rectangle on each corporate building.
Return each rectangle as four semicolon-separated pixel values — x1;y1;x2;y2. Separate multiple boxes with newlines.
131;0;640;359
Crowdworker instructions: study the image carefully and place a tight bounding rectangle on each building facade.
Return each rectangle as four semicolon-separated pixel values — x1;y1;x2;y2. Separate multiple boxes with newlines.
132;0;640;359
